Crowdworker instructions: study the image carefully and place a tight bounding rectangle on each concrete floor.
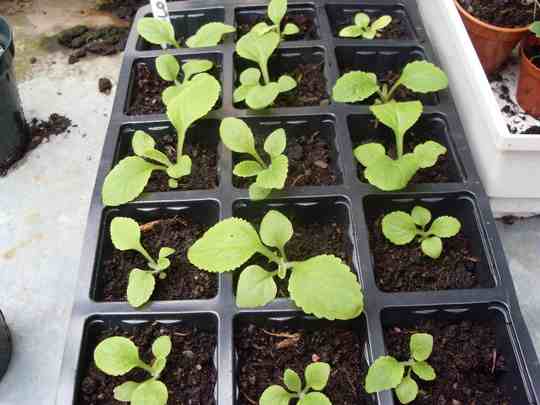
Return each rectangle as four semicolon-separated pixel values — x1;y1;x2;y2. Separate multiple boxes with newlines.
0;1;538;404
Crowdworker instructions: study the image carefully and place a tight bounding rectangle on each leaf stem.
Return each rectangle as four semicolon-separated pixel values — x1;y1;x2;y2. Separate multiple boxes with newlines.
138;360;155;376
396;134;404;159
260;63;271;85
385;80;402;102
177;129;187;163
258;245;282;264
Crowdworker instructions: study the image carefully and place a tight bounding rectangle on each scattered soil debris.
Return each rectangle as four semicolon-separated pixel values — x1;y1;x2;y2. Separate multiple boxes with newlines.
0;0;32;15
96;0;166;23
98;77;113;94
489;55;540;135
499;215;526;225
57;25;128;64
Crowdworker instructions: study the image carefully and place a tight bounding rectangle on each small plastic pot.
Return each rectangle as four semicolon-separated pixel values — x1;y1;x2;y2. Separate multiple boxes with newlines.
454;0;529;75
0;16;28;172
0;310;11;382
517;35;540;118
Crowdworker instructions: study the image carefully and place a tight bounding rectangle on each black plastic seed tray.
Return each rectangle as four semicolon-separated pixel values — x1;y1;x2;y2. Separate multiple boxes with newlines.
56;0;540;404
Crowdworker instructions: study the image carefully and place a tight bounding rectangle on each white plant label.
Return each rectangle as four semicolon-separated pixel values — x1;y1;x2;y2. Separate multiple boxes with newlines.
150;0;171;22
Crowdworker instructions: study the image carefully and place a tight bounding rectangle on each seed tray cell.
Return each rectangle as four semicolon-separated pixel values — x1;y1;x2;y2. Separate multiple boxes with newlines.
57;1;540;404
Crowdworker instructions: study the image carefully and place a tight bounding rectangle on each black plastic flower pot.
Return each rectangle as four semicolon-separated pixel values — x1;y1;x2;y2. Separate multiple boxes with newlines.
0;16;29;174
56;1;540;404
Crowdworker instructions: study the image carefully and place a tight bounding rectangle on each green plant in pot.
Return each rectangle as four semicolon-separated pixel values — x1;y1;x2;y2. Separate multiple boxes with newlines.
517;21;540;118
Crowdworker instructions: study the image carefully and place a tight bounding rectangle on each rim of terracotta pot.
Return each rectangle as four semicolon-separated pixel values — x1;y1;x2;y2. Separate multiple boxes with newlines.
454;0;530;34
521;36;540;74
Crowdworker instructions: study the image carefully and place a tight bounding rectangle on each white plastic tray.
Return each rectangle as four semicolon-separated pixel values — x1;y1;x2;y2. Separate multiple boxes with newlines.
418;0;540;216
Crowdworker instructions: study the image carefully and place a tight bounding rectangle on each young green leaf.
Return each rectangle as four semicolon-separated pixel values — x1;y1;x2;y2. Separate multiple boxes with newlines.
411;361;436;381
363;153;418;191
187;218;263;272
236;265;277;307
236;31;280;67
382;211;418;245
339;25;365;38
428;216;461;238
127;269;156;308
395;375;418;404
420;236;443;259
531;21;540;38
268;0;287;26
94;337;141;376
240;68;261;85
410;333;433;362
339;13;391;39
284;369;302;393
182;59;214;81
353;143;386;167
305;362;331;390
372;15;392;30
131;380;168;405
413;141;447;169
365;356;405;393
355;13;370;28
298;392;331;405
256;154;288;189
220;117;258;155
398;61;448;93
152;336;172;359
245;82;281;109
110;217;144;252
264;128;287;157
252;21;275;36
370;100;423;140
133;130;156;155
234;161;264;177
162;85;184;106
114;381;140;402
166;155;192;179
283;23;300;36
137;17;178;48
288;255;364;320
260;210;293;249
277;75;297;93
332;71;379;103
260;385;293;405
156;54;180;82
185;22;236;48
249;184;272;200
411;206;431;227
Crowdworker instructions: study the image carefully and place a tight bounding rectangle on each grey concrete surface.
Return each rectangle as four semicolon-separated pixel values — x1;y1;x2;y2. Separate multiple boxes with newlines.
0;1;538;405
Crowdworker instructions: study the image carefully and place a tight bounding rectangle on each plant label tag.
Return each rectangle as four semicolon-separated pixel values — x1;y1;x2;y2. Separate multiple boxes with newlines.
150;0;171;23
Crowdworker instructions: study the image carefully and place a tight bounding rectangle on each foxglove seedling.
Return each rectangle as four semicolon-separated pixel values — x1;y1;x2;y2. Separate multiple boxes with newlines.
332;61;449;191
234;30;297;109
155;56;214;106
250;0;301;39
365;333;436;404
339;13;392;39
382;206;461;259
110;217;175;307
188;210;364;320
137;17;235;48
102;72;220;206
260;362;332;405
220;117;288;200
94;335;172;405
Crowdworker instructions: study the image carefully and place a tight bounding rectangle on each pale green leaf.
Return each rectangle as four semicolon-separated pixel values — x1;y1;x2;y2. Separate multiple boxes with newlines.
268;0;287;26
413;141;447;169
531;21;540;37
156;54;179;82
240;68;261;85
298;392;331;405
127;269;155;308
412;361;436;381
249;183;272;200
410;333;434;362
283;23;300;36
260;210;293;249
284;369;302;393
159;247;175;258
365;356;404;393
188;218;262;272
355;13;370;28
428;216;461;238
332;71;379;103
236;31;280;66
234;160;264;177
353;143;386;167
152;357;167;377
102;157;158;206
277;75;297;93
234;83;256;102
256;155;288;189
236;265;277;307
220;117;257;155
411;206;432;227
260;385;293;405
264;128;286;157
186;22;235;47
382;211;417;245
395;375;418;404
246;82;280;109
339;25;364;38
162;85;184;106
166;155;192;178
182;59;213;81
94;337;140;376
114;381;140;402
131;380;168;405
364;154;419;191
141;148;173;167
370;100;423;139
289;255;364;320
421;236;443;259
252;22;275;36
372;15;392;30
132;130;156;156
168;179;178;188
399;61;448;93
151;257;170;271
137;17;176;46
305;362;330;390
362;28;377;40
110;217;142;251
152;336;172;359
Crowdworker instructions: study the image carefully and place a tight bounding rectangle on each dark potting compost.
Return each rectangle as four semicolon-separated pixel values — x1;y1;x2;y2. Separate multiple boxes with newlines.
457;0;536;28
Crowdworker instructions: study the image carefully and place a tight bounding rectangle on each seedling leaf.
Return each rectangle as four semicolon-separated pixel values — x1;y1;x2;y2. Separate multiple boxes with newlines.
268;0;287;26
413;141;447;169
531;21;540;37
246;82;280;109
127;269;156;308
186;22;235;48
137;17;177;47
332;71;379;103
94;337;140;376
249;184;272;200
252;22;275;36
370;101;423;140
188;218;262;272
156;54;180;82
260;210;293;249
411;206;431;227
162;85;184;106
159;247;175;258
395;375;418;404
132;130;156;156
339;25;364;37
364;153;418;191
240;68;261;85
131;380;168;405
264;128;287;157
110;217;143;251
277;75;297;93
410;333;433;362
234;161;264;177
114;381;140;402
152;336;172;359
355;12;370;27
421;236;443;259
365;356;404;393
237;31;280;66
182;59;213;81
236;265;277;307
372;15;392;30
399;61;448;93
289;255;364;320
428;216;461;238
305;362;330;390
220;117;257;155
298;392;332;405
166;155;192;178
411;361;436;381
256;154;288;189
284;369;302;393
382;211;417;245
260;385;293;405
353;143;386;167
283;23;300;35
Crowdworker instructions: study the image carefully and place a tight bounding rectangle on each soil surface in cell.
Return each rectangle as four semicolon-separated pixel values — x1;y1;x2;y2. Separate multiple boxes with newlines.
235;215;353;297
79;321;217;405
385;318;513;404
233;129;339;189
235;322;373;405
458;0;536;28
127;62;221;115
237;13;318;40
98;216;218;301
123;131;218;192
352;118;456;184
335;13;411;39
369;214;482;292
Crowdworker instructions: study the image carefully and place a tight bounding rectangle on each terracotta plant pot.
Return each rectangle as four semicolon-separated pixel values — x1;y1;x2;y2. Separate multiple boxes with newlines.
517;35;540;119
454;0;529;75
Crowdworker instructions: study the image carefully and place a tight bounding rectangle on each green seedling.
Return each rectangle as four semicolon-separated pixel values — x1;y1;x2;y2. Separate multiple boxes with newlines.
102;72;220;206
250;0;301;39
94;335;172;405
365;333;436;404
332;61;449;191
188;210;364;320
110;217;175;307
155;56;214;106
339;13;392;39
137;17;235;48
234;30;297;109
382;206;461;259
260;362;332;405
531;21;540;37
220;117;288;200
